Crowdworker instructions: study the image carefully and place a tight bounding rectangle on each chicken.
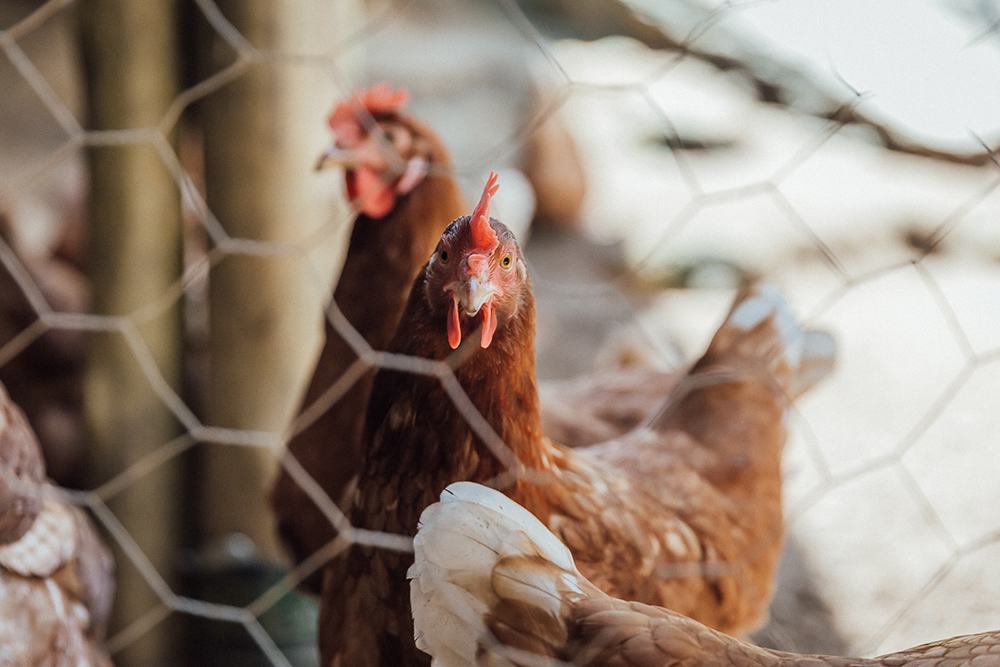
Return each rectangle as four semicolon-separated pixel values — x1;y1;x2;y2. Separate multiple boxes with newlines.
318;173;835;666
0;380;115;667
269;83;466;591
411;482;999;667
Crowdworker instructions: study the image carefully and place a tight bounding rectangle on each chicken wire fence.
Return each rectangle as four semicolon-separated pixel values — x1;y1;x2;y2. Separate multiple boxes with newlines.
1;0;999;665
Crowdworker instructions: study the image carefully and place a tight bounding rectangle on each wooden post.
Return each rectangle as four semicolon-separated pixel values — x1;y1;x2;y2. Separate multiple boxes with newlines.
200;0;354;563
78;0;183;665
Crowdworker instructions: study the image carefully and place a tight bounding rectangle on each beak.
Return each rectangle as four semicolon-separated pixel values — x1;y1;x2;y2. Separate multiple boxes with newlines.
449;253;496;316
315;144;360;171
446;255;498;350
452;274;495;317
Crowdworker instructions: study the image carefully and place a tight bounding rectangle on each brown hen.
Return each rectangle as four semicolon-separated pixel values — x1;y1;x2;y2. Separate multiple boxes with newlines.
269;83;465;591
0;380;115;667
318;174;835;666
411;482;996;667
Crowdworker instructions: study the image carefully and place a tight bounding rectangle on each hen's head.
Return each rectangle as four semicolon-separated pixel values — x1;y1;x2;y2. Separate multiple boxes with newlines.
423;172;529;350
316;82;432;219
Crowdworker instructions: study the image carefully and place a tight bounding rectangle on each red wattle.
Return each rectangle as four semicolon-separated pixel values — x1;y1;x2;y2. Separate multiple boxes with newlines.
448;296;462;349
346;167;396;219
480;303;496;349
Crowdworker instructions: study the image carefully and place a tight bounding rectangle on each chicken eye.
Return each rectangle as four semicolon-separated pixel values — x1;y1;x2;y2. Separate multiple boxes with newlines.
439;249;449;263
500;253;512;269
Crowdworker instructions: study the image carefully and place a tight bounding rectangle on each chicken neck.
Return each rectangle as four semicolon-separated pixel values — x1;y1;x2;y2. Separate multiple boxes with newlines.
359;267;551;535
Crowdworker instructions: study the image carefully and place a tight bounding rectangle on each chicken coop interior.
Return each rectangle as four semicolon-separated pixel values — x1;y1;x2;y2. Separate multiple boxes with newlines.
1;0;999;665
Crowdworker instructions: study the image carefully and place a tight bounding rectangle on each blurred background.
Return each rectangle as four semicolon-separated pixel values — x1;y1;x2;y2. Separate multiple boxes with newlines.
0;0;998;665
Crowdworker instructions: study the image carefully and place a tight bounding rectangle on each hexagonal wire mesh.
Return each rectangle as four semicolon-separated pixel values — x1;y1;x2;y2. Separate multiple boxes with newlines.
1;0;999;665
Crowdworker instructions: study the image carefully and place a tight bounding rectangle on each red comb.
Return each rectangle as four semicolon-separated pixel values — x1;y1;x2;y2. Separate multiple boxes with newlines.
470;171;499;251
327;82;410;143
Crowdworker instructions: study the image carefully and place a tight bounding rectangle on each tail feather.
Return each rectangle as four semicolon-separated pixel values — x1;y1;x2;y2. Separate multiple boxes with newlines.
792;328;836;398
409;482;580;666
704;282;835;399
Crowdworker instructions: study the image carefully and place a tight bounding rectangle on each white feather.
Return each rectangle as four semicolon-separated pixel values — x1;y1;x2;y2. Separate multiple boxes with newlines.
409;482;579;667
491;560;563;617
728;289;776;332
0;499;76;577
727;283;805;363
438;482;574;571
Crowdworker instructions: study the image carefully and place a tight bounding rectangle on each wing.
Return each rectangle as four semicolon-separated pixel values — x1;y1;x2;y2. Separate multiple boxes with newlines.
536;443;775;636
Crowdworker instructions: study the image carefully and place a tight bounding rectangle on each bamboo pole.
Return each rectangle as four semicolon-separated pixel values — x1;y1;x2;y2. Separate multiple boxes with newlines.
78;1;183;665
200;0;354;564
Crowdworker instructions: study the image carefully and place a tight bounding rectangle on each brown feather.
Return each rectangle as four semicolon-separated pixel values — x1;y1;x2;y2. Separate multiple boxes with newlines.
564;595;1000;667
270;106;466;595
0;381;114;666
